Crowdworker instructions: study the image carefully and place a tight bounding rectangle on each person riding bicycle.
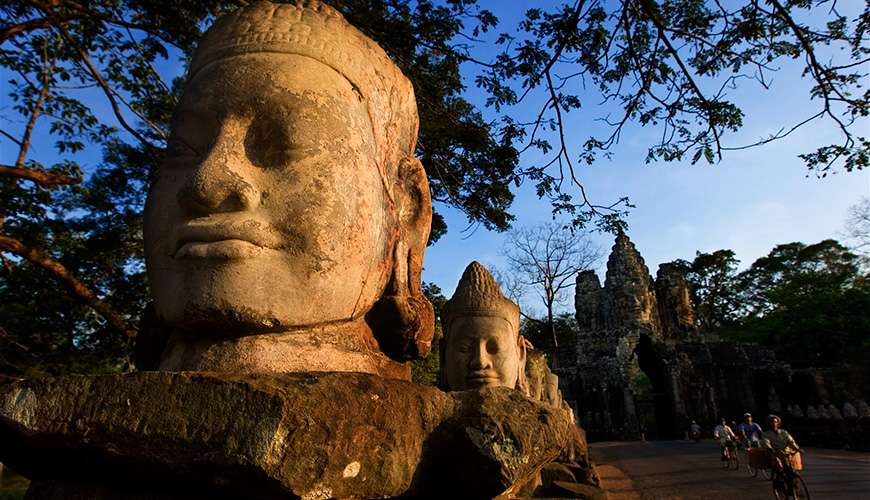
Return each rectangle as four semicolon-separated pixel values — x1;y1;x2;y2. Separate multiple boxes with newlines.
689;420;702;441
762;414;801;465
713;418;737;461
763;414;807;498
737;412;763;448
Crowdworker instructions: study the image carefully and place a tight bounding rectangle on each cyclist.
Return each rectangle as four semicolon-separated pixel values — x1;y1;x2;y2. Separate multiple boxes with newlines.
689;420;702;441
763;414;806;498
762;414;801;457
737;412;763;448
713;418;738;461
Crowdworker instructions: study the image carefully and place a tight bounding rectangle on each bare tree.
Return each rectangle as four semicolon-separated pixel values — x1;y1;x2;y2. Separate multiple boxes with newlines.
499;222;603;364
844;197;870;267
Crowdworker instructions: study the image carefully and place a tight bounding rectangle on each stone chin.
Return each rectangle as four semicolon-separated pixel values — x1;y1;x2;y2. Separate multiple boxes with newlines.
144;247;387;332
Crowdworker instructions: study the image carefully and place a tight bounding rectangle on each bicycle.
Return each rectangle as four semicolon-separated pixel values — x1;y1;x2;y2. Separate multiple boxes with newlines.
720;439;740;470
744;441;771;479
769;450;809;500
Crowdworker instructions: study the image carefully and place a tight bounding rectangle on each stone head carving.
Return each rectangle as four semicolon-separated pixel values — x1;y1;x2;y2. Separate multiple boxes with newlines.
525;347;549;401
842;401;857;419
142;1;433;374
441;262;527;392
545;372;563;407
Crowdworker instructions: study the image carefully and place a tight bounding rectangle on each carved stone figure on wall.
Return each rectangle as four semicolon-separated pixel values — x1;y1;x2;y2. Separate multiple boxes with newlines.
441;261;527;393
140;0;434;378
842;401;858;419
526;347;550;401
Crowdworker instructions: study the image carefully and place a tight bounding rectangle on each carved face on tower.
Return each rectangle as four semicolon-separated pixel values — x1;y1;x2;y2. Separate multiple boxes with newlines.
143;2;432;355
441;262;527;391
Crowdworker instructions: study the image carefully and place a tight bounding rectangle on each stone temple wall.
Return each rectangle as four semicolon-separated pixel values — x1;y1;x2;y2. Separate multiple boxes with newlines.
560;232;869;447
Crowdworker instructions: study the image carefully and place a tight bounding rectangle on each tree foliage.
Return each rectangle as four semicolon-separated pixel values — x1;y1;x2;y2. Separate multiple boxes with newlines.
1;0;867;375
411;281;447;386
672;249;741;333
673;239;870;368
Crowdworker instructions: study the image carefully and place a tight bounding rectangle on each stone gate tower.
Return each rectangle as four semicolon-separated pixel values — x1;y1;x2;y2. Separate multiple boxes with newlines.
558;232;789;440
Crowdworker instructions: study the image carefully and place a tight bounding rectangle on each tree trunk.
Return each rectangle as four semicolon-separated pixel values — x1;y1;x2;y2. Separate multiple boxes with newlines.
547;302;558;368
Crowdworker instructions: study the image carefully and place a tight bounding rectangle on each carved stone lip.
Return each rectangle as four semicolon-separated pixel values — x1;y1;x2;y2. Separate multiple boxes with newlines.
173;217;282;259
465;371;500;387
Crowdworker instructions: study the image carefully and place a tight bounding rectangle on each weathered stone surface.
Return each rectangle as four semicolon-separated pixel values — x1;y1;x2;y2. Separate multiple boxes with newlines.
1;372;578;499
441;262;526;393
565;232;794;440
565;232;870;449
141;0;434;376
654;263;697;341
525;348;549;402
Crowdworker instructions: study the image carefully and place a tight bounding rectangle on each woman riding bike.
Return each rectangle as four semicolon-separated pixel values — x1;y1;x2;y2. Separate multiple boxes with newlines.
762;414;808;499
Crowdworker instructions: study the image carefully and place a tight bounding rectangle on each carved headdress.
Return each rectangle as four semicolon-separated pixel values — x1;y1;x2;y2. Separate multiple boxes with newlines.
189;1;418;178
442;262;521;335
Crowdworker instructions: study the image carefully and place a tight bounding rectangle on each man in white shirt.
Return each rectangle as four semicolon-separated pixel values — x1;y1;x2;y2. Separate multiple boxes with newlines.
714;418;738;461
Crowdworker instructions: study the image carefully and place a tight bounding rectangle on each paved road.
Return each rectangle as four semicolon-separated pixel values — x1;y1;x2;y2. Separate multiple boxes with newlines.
590;440;870;500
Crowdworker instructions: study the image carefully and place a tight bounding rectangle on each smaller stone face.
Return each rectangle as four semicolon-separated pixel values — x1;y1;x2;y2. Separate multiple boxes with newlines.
545;372;562;407
441;262;526;392
525;349;549;401
444;315;524;390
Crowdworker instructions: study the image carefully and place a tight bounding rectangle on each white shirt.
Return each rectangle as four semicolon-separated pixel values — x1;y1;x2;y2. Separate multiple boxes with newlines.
714;424;737;443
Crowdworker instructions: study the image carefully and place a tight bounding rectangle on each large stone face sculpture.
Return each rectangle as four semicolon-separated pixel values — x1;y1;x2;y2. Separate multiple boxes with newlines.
142;0;433;377
1;4;602;498
441;262;527;392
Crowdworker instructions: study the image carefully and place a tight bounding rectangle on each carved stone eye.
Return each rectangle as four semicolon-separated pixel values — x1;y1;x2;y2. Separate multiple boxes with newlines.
244;117;295;169
487;338;500;355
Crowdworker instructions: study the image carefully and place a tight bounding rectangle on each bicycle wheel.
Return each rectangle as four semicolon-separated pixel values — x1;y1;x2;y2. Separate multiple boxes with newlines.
772;475;787;500
732;452;740;470
745;451;759;477
791;474;810;500
759;467;771;480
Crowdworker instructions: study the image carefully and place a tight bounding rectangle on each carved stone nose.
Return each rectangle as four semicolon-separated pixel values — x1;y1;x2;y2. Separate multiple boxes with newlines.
178;173;260;216
469;342;492;369
178;135;260;216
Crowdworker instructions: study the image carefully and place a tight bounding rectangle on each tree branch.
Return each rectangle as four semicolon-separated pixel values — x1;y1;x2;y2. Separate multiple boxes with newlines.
15;39;53;169
0;235;136;338
636;0;723;160
0;165;79;187
57;26;161;152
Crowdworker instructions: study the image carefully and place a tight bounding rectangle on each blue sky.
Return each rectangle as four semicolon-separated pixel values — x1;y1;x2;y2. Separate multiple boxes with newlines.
421;2;870;315
1;1;867;319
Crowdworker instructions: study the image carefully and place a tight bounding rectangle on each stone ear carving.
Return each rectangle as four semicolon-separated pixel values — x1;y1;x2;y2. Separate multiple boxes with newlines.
516;335;530;397
366;156;435;361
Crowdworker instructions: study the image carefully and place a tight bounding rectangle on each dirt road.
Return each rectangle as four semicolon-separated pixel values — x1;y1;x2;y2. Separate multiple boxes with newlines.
590;440;870;500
